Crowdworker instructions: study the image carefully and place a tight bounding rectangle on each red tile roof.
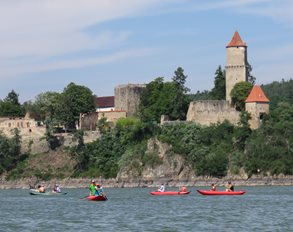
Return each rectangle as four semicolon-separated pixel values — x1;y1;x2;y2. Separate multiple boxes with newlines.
245;85;270;103
226;31;247;47
95;96;114;108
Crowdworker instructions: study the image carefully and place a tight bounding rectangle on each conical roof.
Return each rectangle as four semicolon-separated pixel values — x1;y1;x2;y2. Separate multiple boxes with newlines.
245;85;270;103
227;31;247;47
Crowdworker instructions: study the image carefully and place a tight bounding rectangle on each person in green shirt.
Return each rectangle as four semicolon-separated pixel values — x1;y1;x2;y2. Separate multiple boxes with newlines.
89;180;96;196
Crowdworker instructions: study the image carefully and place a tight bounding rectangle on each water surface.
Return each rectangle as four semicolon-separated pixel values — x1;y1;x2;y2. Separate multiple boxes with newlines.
0;186;292;231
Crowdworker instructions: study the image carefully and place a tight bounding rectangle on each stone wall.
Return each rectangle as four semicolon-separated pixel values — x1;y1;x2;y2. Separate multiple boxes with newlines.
98;110;127;122
186;100;240;126
80;110;127;130
0;117;37;129
245;102;270;129
114;84;146;117
79;112;98;130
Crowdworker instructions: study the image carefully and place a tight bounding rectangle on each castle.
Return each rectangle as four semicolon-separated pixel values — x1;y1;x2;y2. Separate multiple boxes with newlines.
187;31;270;129
1;32;270;131
80;31;270;130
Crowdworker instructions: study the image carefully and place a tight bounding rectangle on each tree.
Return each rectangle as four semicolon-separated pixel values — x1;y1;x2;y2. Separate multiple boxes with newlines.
0;129;22;174
172;67;190;93
230;82;253;111
0;90;24;117
210;66;226;100
171;67;191;120
139;67;190;122
138;77;166;122
24;91;61;121
244;102;293;176
248;65;256;85
56;83;96;130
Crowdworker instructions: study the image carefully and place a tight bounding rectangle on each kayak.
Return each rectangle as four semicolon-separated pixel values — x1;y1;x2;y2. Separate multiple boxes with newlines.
29;189;67;196
150;191;190;195
197;190;246;195
86;195;108;201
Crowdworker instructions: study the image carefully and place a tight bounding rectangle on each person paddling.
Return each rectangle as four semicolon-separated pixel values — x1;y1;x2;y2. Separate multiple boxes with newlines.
52;184;61;193
89;180;96;196
211;183;217;191
38;185;46;193
225;181;234;192
180;186;187;192
95;184;106;197
158;183;165;192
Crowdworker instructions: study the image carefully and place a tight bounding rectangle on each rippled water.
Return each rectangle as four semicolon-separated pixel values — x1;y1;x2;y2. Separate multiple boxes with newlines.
0;186;292;232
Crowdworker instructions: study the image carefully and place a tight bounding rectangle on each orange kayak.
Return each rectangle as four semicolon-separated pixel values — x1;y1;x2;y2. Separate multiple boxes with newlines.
86;195;107;201
197;190;245;195
150;191;190;195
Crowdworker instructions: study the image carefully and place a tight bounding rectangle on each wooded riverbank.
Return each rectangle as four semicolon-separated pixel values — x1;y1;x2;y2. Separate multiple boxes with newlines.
1;175;293;190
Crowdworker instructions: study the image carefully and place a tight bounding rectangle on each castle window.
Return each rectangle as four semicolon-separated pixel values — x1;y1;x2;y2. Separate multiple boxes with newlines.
259;113;266;125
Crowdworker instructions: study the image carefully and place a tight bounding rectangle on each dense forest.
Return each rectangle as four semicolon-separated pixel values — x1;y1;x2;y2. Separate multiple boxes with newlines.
0;68;292;180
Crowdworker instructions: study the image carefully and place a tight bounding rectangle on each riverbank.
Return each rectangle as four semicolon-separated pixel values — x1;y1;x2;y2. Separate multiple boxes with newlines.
1;175;293;189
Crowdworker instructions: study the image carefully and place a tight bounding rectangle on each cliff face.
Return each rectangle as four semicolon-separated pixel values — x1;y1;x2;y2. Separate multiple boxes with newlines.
117;138;195;183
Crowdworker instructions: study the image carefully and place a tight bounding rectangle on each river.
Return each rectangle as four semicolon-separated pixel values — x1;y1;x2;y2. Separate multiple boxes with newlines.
0;186;292;232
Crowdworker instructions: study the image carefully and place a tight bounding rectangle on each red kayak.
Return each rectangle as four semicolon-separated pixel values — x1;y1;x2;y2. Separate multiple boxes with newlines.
197;190;246;195
150;191;190;195
86;195;108;201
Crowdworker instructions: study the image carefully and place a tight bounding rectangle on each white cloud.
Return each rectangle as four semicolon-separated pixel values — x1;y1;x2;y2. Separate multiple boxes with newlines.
0;0;168;77
0;48;157;77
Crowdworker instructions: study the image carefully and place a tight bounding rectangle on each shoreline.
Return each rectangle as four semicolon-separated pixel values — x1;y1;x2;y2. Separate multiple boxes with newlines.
1;175;293;189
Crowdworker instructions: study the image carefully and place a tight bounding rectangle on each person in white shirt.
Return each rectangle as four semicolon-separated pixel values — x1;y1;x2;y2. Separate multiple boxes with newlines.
53;184;61;193
158;184;165;192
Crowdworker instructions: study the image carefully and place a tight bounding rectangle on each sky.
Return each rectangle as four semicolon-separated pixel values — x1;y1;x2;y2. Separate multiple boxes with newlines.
0;0;293;103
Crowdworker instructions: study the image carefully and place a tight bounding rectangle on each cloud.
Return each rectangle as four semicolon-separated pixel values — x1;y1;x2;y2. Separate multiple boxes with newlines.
0;48;157;78
0;0;167;77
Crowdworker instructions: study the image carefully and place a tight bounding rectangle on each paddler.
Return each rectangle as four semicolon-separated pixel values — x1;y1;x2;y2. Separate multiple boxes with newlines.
225;181;234;192
38;185;46;193
95;184;105;197
180;186;187;192
211;183;217;191
158;183;165;192
89;180;96;196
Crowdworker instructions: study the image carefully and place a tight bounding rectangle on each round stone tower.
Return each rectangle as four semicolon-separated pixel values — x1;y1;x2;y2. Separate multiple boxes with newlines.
225;31;250;102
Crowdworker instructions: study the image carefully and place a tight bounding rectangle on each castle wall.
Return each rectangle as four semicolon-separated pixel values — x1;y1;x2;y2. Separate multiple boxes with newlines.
80;111;127;130
114;84;146;117
226;46;249;102
79;112;98;130
187;100;240;126
98;111;127;122
245;102;270;129
0;117;36;129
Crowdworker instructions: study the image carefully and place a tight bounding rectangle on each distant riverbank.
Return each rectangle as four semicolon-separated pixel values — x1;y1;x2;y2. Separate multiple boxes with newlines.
1;175;293;189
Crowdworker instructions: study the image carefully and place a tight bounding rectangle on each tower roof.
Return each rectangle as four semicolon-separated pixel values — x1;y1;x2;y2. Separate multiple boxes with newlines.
226;31;247;47
245;85;270;103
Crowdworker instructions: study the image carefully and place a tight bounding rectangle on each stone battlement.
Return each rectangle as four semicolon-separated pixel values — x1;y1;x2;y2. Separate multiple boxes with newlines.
187;100;240;126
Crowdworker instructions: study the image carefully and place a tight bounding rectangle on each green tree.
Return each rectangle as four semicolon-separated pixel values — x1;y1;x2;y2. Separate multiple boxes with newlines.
56;83;96;130
0;90;24;117
42;117;63;150
172;67;190;93
24;91;61;121
230;82;253;111
210;66;226;100
248;65;256;85
139;67;190;122
244;102;293;176
171;67;190;120
261;79;293;110
0;129;22;173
